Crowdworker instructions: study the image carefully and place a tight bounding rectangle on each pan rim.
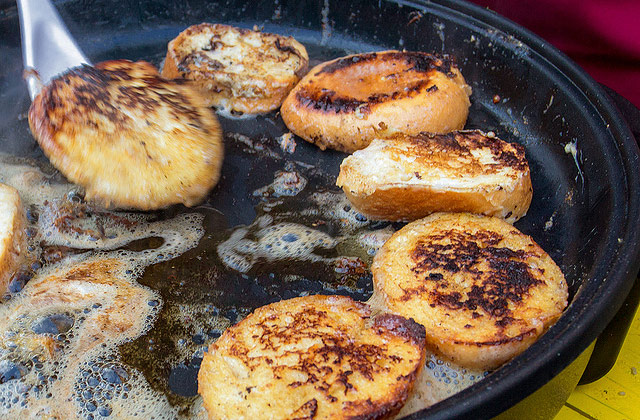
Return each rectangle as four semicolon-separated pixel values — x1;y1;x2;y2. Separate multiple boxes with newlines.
395;0;640;418
2;0;639;418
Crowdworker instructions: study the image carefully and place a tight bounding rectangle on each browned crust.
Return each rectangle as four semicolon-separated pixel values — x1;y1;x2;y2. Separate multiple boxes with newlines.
409;131;529;173
337;131;533;223
280;50;471;153
425;326;544;370
28;60;223;210
371;213;568;370
374;313;427;348
0;185;26;296
341;182;531;223
162;23;309;114
198;295;426;419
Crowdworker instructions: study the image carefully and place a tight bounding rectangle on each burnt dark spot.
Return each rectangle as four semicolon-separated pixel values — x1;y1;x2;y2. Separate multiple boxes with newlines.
240;306;403;398
317;51;455;77
202;39;224;51
463;132;528;171
433;291;463;310
412;132;469;154
291;399;318;418
178;52;223;73
317;52;380;75
495;316;515;328
298;52;456;114
298;84;430;114
407;229;543;325
409;131;529;172
42;62;206;132
274;38;302;57
454;328;537;346
374;314;426;347
401;51;456;76
296;89;369;114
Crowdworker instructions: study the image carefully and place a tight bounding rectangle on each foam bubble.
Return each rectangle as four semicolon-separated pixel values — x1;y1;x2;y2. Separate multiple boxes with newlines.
307;191;371;232
358;226;395;256
226;132;279;159
394;352;486;418
253;170;307;198
0;251;167;418
0;155;77;207
36;200;204;255
217;218;337;273
74;355;177;419
163;303;232;366
0;156;206;418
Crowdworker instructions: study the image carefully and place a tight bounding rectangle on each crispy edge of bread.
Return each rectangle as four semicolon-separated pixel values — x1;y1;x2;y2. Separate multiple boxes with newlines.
0;183;26;296
371;212;568;370
162;23;309;114
198;294;427;420
336;132;533;223
28;60;224;210
280;51;471;153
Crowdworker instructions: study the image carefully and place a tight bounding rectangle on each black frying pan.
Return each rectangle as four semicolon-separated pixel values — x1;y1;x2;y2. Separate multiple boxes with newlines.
0;0;639;418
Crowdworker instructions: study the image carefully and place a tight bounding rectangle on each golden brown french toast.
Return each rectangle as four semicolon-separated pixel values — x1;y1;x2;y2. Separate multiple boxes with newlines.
280;50;471;153
198;294;426;420
371;212;568;370
0;183;26;295
336;131;532;223
28;60;223;210
162;23;309;114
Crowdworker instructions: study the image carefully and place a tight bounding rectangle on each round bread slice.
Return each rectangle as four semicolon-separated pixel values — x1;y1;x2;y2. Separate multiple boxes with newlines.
336;131;532;223
28;60;223;210
198;295;426;420
162;23;309;114
280;50;472;153
371;213;568;370
0;183;26;296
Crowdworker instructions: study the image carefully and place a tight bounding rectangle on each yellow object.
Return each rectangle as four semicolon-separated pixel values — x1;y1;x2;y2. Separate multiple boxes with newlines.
555;303;640;420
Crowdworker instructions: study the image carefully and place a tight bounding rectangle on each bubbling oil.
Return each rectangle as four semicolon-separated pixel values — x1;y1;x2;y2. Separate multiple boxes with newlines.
0;156;207;418
217;215;338;273
0;126;488;420
395;353;488;418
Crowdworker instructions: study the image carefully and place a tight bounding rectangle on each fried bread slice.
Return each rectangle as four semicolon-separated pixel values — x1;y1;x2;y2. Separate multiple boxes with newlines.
280;51;471;153
198;295;426;420
162;23;309;114
336;131;532;223
0;183;26;295
28;60;223;210
371;213;568;370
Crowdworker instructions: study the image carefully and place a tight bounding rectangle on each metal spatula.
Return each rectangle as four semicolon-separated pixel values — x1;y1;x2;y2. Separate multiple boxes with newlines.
17;0;91;100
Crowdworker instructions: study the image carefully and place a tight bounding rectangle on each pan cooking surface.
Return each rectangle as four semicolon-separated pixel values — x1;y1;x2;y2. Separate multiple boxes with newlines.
0;1;638;419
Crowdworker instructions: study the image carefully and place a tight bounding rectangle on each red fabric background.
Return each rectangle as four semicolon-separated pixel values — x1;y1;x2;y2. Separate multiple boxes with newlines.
470;0;640;108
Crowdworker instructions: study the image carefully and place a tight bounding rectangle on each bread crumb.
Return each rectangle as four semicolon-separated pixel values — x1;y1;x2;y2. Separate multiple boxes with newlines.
564;140;577;157
277;132;297;154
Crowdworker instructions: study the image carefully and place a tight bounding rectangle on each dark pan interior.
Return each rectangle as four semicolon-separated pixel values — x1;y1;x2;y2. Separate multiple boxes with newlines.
0;0;639;418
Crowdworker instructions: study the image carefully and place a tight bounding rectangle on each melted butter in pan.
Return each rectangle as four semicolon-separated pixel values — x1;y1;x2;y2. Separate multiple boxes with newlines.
0;156;206;418
0;126;487;419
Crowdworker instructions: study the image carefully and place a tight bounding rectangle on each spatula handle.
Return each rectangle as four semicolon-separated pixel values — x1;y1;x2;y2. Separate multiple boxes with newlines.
17;0;91;100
